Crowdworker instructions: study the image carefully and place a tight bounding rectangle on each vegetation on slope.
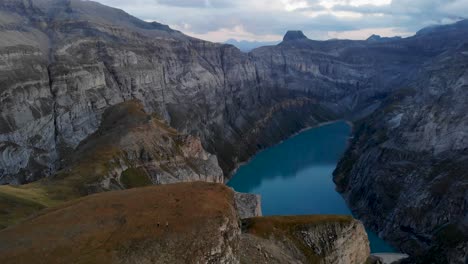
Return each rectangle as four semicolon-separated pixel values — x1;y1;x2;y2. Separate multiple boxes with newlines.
0;182;240;264
0;100;215;229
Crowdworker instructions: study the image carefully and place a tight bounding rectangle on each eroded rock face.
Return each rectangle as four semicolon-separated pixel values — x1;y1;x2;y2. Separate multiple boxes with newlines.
234;191;262;219
0;0;337;183
240;216;370;264
61;100;224;194
2;0;436;184
297;221;369;264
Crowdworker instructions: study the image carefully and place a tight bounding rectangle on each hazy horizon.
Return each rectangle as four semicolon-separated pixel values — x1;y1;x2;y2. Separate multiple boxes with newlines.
90;0;467;43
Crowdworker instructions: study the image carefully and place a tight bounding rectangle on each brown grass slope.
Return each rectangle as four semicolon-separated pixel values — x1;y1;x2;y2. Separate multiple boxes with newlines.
0;182;240;264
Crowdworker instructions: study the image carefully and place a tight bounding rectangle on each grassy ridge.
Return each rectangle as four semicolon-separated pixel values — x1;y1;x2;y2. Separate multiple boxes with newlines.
0;101;159;228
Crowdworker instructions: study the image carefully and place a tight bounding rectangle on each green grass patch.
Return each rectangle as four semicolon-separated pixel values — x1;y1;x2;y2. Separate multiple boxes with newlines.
0;189;46;229
120;168;152;189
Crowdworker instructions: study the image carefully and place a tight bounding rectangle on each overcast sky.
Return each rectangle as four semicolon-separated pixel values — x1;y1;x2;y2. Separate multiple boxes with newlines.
93;0;468;42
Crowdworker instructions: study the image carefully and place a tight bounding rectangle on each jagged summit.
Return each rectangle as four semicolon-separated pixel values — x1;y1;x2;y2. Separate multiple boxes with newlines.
283;30;308;41
367;34;382;41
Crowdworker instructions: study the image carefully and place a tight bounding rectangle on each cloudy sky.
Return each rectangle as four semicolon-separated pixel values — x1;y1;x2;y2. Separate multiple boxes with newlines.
93;0;467;42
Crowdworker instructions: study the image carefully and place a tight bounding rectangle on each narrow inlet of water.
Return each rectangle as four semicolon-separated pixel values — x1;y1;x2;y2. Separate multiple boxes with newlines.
227;121;396;253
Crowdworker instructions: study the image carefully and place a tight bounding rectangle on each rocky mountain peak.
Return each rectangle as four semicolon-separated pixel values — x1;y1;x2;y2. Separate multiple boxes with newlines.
283;30;308;41
366;34;382;41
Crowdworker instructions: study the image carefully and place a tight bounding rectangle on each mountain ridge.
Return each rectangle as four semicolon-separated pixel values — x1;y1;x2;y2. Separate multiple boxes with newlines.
0;0;467;262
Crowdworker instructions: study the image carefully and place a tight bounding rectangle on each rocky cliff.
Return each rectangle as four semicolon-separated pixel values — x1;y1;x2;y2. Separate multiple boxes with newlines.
1;0;467;262
239;216;370;264
334;44;468;264
233;191;262;219
0;0;336;184
2;0;463;183
0;182;371;264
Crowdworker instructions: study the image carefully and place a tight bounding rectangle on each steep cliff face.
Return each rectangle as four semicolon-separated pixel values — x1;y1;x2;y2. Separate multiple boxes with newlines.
0;1;55;183
239;216;370;264
1;1;468;262
0;0;338;183
3;0;463;184
334;45;468;263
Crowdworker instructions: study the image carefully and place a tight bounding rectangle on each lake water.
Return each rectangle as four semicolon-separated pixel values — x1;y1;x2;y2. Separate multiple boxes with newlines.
227;121;395;253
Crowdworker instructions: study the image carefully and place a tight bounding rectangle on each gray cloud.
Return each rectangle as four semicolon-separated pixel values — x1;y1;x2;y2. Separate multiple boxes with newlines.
332;0;467;32
157;0;233;8
92;0;468;41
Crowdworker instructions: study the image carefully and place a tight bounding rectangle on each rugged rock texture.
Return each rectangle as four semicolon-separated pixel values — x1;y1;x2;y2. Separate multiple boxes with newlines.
0;0;336;184
1;0;468;262
334;44;468;263
2;0;454;183
234;191;262;219
0;100;223;228
239;216;370;264
70;100;223;188
0;182;242;264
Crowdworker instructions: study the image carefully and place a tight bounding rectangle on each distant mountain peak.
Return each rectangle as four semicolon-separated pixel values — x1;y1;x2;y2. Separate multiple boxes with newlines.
283;30;308;41
366;34;382;41
366;34;402;42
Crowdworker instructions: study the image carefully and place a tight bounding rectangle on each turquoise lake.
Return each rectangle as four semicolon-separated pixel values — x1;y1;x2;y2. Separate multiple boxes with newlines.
227;121;395;253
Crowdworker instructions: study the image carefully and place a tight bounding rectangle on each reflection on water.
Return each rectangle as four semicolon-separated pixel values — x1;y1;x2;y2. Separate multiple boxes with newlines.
228;121;396;253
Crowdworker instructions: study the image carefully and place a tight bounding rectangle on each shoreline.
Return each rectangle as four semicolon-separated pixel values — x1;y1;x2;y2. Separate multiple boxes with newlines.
226;119;353;183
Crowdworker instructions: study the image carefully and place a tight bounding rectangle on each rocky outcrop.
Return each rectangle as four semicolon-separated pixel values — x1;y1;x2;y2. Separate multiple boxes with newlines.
239;215;370;264
283;30;308;41
234;191;262;219
72;100;224;189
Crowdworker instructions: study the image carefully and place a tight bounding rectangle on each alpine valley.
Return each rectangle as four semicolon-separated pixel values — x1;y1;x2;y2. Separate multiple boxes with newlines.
0;0;466;263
